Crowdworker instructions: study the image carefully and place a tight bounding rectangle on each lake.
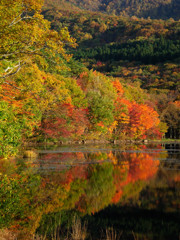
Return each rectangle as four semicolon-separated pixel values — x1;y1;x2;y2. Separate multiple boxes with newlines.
0;143;179;240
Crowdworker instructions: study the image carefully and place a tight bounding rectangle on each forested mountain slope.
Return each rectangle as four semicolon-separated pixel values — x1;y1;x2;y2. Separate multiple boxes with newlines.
2;0;177;158
0;0;179;158
44;0;180;20
42;7;180;139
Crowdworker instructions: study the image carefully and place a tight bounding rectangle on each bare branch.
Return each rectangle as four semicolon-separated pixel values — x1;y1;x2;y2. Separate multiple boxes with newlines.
8;12;24;27
8;4;34;28
9;15;34;27
0;61;24;79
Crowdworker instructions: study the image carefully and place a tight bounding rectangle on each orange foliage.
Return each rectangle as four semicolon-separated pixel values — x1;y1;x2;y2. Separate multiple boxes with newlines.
111;189;123;204
174;101;180;108
97;121;105;127
127;102;160;138
113;80;124;96
173;174;180;182
112;78;161;139
128;153;160;182
111;151;160;204
0;83;23;109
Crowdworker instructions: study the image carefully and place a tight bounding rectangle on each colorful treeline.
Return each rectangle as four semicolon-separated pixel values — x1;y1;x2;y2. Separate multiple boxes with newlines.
0;0;170;158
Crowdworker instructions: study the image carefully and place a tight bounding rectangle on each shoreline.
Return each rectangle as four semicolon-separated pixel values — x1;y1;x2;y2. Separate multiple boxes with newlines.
23;138;180;148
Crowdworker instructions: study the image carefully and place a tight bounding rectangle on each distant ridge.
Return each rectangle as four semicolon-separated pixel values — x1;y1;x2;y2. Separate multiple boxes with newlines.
44;0;180;20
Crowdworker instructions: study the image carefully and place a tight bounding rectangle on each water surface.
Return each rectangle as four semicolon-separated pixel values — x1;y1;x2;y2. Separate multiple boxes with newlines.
0;143;179;239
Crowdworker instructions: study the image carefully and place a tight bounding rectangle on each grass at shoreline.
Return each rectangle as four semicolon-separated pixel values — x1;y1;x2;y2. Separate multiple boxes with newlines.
149;138;180;143
24;138;180;148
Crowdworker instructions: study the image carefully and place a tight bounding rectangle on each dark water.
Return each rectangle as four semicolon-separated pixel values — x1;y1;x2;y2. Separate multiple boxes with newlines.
0;143;179;239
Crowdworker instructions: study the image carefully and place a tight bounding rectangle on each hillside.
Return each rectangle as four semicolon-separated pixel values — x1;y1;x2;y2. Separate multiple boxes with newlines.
44;0;180;20
0;0;179;158
42;7;180;139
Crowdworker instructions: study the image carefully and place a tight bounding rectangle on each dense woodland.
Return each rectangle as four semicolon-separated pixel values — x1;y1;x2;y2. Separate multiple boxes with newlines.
0;1;180;238
44;0;180;20
0;0;179;158
44;3;180;139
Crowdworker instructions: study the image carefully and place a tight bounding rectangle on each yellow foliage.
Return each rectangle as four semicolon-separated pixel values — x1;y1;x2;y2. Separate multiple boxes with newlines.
0;0;76;78
108;121;118;133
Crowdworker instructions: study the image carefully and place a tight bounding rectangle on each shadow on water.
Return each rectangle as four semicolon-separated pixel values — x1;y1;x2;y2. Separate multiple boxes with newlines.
85;207;180;240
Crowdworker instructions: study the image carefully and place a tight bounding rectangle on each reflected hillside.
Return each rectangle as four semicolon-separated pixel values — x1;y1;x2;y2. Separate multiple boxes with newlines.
0;144;179;239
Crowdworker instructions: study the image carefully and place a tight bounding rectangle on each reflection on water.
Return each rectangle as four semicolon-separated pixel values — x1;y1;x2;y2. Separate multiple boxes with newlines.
0;143;179;239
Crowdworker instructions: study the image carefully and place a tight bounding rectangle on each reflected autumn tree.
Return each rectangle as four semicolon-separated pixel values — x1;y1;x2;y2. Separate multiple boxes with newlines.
0;147;161;237
109;151;160;204
76;162;116;214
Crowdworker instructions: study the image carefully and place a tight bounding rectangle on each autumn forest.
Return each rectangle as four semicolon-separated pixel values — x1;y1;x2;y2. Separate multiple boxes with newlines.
0;0;180;158
0;1;180;240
